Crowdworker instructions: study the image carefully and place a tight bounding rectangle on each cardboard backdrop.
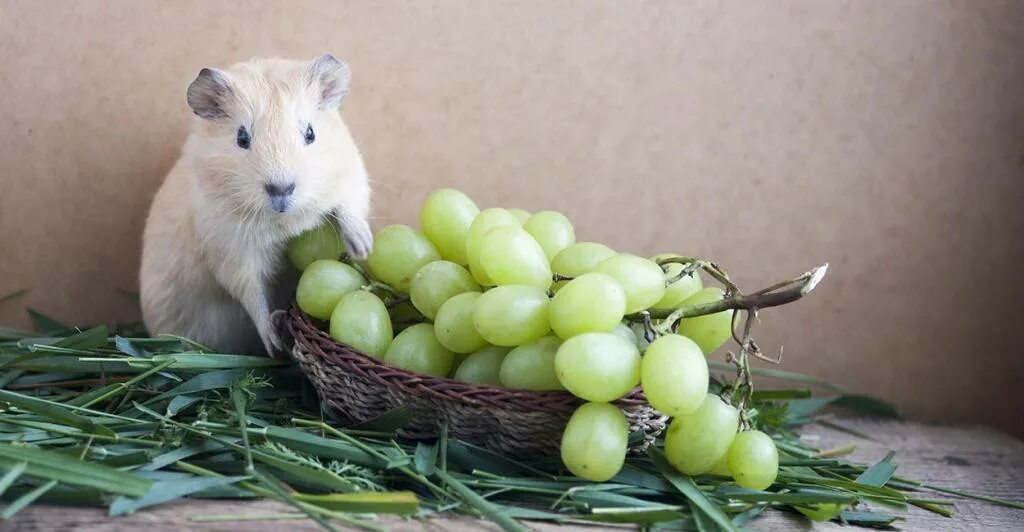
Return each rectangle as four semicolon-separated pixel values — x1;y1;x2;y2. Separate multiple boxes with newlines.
1;1;1022;436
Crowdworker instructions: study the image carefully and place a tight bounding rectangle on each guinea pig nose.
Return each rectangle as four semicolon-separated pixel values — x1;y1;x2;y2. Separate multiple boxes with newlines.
265;182;296;213
264;182;296;197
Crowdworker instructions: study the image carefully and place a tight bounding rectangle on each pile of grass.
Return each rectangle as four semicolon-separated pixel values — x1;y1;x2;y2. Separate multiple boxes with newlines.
0;310;1019;531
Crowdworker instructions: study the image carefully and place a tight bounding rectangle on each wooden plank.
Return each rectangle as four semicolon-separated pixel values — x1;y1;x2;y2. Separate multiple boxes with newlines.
2;418;1022;531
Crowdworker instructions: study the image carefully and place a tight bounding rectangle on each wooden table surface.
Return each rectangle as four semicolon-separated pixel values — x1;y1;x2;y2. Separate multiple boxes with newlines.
3;418;1022;531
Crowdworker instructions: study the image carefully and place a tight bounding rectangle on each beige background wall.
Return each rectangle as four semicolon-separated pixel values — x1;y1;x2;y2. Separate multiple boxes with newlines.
1;1;1022;436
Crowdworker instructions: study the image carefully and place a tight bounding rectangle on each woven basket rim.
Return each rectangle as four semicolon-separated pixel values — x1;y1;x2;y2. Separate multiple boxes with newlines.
285;304;650;413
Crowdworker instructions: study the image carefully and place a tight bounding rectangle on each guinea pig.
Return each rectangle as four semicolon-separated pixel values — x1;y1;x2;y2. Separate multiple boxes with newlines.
139;54;373;357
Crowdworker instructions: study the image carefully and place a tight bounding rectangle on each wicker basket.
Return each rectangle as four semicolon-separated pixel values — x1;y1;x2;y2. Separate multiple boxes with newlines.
284;304;667;457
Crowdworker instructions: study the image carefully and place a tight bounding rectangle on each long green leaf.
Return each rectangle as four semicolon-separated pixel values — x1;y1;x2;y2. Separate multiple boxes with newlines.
0;444;151;496
648;448;739;532
26;310;71;335
109;476;247;516
295;491;420;515
414;442;437;475
434;469;526;532
0;462;28;498
81;353;285;370
263;426;379;468
0;389;116;437
1;479;57;518
856;451;897;487
145;368;257;404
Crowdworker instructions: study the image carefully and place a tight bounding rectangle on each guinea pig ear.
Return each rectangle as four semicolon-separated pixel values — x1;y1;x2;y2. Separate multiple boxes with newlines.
186;68;233;120
308;54;351;109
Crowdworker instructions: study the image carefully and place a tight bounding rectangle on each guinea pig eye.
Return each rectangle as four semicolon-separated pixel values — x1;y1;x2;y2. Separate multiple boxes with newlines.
304;124;315;145
236;126;251;149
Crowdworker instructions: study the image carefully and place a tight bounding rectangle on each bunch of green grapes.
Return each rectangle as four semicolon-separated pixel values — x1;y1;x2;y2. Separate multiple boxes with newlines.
289;188;777;486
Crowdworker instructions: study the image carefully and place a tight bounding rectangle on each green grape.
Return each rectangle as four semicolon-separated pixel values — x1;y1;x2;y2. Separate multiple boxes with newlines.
523;210;576;260
479;225;552;289
550;242;617;289
295;260;365;320
610;322;637;345
466;208;520;285
287;221;345;271
549;273;626;339
383;323;454;377
640;334;709;417
676;287;734;355
708;454;732;477
726;430;779;490
499;336;564;391
409;261;480;320
560;402;629;482
508;208;532;224
795;504;847;522
329;291;393;358
664;393;739;475
454;345;510;385
419;188;479;265
651;254;703;310
554;333;640;402
450;351;471;374
594;254;666;313
434;292;488;353
473;285;551;346
367;225;441;293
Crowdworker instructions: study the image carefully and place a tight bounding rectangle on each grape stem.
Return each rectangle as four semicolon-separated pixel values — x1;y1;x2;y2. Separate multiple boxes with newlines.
338;253;410;307
661;260;702;286
641;260;828;425
642;262;829;333
384;294;410;309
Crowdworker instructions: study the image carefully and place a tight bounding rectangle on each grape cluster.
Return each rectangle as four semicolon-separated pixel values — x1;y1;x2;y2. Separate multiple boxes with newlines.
289;188;778;487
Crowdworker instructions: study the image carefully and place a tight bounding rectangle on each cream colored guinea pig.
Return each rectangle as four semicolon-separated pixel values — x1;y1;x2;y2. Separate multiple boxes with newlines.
140;54;372;357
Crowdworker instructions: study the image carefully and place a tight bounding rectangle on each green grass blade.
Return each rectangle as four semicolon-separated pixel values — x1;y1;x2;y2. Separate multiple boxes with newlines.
145;368;257;405
648;448;739;532
294;491;420;515
445;440;553;479
249;468;338;532
140;441;224;471
434;469;526;532
113;336;150;358
0;462;28;498
715;487;857;504
0;444;151;497
50;325;108;350
80;353;285;370
231;386;254;473
1;479;57;518
919;483;1024;510
414;442;437;475
840;510;904;527
856;451;897;487
264;426;379;468
0;389;116;437
109;476;248;516
582;505;684;524
26;310;71;335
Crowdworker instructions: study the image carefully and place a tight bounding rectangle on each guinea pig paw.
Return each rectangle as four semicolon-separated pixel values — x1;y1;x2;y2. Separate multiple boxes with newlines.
261;329;287;359
339;217;374;261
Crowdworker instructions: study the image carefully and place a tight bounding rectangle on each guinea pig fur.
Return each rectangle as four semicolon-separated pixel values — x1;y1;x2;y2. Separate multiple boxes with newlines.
140;54;372;356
